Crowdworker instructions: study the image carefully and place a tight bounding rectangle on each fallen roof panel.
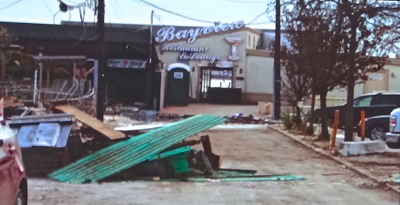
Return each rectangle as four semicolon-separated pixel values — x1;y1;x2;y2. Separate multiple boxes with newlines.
48;114;226;183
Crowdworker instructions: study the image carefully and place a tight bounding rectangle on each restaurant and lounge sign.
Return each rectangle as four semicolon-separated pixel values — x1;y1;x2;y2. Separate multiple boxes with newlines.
161;44;220;62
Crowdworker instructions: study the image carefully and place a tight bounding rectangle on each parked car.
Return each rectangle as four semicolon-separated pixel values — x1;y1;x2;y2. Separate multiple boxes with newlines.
314;92;400;128
385;107;400;149
0;123;28;205
357;115;389;141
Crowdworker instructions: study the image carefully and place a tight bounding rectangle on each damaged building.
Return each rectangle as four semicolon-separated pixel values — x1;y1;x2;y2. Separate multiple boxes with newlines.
0;21;161;111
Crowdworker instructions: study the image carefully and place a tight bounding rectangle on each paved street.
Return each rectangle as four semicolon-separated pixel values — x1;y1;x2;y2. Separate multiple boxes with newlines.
28;124;399;205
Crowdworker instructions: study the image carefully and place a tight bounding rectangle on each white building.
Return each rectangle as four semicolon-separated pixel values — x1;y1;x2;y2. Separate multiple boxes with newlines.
154;22;274;107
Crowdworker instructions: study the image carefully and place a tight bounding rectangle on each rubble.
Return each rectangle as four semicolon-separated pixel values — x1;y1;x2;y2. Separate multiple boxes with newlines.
48;114;227;183
7;102;303;183
225;113;268;124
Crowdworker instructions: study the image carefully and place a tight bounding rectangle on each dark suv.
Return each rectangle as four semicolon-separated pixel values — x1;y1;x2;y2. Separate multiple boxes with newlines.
315;92;400;128
0;123;28;205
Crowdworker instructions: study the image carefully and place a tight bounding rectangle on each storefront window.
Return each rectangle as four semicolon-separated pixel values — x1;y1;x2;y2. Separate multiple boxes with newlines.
210;70;232;88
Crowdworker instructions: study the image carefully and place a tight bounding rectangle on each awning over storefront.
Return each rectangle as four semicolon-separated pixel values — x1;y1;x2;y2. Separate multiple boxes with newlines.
167;63;191;72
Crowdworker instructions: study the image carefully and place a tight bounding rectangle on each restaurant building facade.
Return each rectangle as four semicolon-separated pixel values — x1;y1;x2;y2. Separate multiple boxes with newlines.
154;21;275;107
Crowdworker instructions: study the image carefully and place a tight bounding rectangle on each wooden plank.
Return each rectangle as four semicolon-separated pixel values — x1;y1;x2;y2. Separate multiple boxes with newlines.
55;104;126;140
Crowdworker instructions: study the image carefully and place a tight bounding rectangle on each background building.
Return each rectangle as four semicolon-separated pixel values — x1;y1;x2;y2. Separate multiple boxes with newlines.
1;21;160;109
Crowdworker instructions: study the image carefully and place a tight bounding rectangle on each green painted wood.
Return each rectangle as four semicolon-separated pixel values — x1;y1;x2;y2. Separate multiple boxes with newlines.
169;153;191;174
48;114;226;183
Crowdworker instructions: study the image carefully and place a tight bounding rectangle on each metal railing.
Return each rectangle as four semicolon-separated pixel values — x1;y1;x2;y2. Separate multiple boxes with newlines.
0;79;94;107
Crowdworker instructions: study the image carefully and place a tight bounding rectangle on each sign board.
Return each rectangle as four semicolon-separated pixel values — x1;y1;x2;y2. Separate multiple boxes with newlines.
369;73;383;80
155;21;245;44
107;59;146;69
161;44;220;62
174;72;184;79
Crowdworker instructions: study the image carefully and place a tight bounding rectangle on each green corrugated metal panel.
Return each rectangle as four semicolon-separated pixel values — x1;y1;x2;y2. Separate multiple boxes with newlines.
48;114;226;183
147;146;192;161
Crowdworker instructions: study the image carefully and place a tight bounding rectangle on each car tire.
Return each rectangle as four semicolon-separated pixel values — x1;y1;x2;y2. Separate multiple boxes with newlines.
15;188;27;205
366;124;387;141
386;142;400;149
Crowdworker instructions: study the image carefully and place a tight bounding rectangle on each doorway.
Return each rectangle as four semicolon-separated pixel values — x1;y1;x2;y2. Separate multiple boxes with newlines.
199;66;233;103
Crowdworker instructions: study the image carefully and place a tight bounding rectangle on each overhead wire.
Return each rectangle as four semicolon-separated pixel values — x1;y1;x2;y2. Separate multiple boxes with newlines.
53;11;61;24
0;0;23;10
153;11;165;26
134;0;215;24
247;11;267;25
133;0;271;27
250;21;274;25
110;0;129;23
40;0;59;24
225;0;265;3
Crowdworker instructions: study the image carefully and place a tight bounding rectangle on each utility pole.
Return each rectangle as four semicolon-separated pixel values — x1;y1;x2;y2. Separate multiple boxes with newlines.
146;10;155;110
150;10;154;65
96;0;106;121
273;0;281;120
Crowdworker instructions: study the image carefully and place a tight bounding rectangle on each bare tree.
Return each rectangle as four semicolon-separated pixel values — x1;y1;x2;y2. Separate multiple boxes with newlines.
280;0;349;139
338;0;400;141
0;27;15;81
277;0;399;140
280;46;312;126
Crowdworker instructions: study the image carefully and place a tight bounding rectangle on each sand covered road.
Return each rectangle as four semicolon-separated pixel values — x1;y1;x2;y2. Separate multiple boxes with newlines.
28;126;398;205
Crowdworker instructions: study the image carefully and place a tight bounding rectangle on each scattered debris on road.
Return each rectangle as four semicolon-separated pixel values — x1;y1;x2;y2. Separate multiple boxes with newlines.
225;113;268;124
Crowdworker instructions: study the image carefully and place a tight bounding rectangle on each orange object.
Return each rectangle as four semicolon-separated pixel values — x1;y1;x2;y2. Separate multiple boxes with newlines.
331;110;340;148
360;111;366;141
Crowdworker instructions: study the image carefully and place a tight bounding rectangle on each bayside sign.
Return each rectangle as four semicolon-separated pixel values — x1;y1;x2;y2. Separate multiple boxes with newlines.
155;21;245;44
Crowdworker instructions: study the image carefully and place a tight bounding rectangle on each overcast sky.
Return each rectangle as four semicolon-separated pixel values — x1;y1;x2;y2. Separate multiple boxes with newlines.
0;0;276;29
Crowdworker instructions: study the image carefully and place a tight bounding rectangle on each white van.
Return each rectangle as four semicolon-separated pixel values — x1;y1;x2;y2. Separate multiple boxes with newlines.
385;107;400;149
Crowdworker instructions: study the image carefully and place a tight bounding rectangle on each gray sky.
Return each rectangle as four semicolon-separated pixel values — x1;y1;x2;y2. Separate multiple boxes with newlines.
0;0;275;29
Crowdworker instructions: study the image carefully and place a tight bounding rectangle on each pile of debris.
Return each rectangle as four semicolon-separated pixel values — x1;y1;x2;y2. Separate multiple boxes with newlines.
7;103;304;182
225;113;268;124
8;104;229;180
158;113;194;121
158;113;271;125
48;114;227;183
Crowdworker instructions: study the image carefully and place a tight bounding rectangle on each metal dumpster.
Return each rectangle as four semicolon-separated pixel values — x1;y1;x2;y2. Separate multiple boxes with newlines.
7;114;75;173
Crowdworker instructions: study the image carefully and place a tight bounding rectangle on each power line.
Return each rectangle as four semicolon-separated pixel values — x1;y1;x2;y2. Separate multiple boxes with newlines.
40;0;58;24
249;21;274;25
134;0;270;27
153;11;165;26
225;0;265;3
110;0;129;23
247;11;267;25
135;0;215;24
0;0;23;11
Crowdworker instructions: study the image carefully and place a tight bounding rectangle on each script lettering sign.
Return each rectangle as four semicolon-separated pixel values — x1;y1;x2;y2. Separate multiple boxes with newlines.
155;21;245;44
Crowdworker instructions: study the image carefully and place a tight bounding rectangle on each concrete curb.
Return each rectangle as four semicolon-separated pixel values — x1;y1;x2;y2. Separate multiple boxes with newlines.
268;125;399;194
